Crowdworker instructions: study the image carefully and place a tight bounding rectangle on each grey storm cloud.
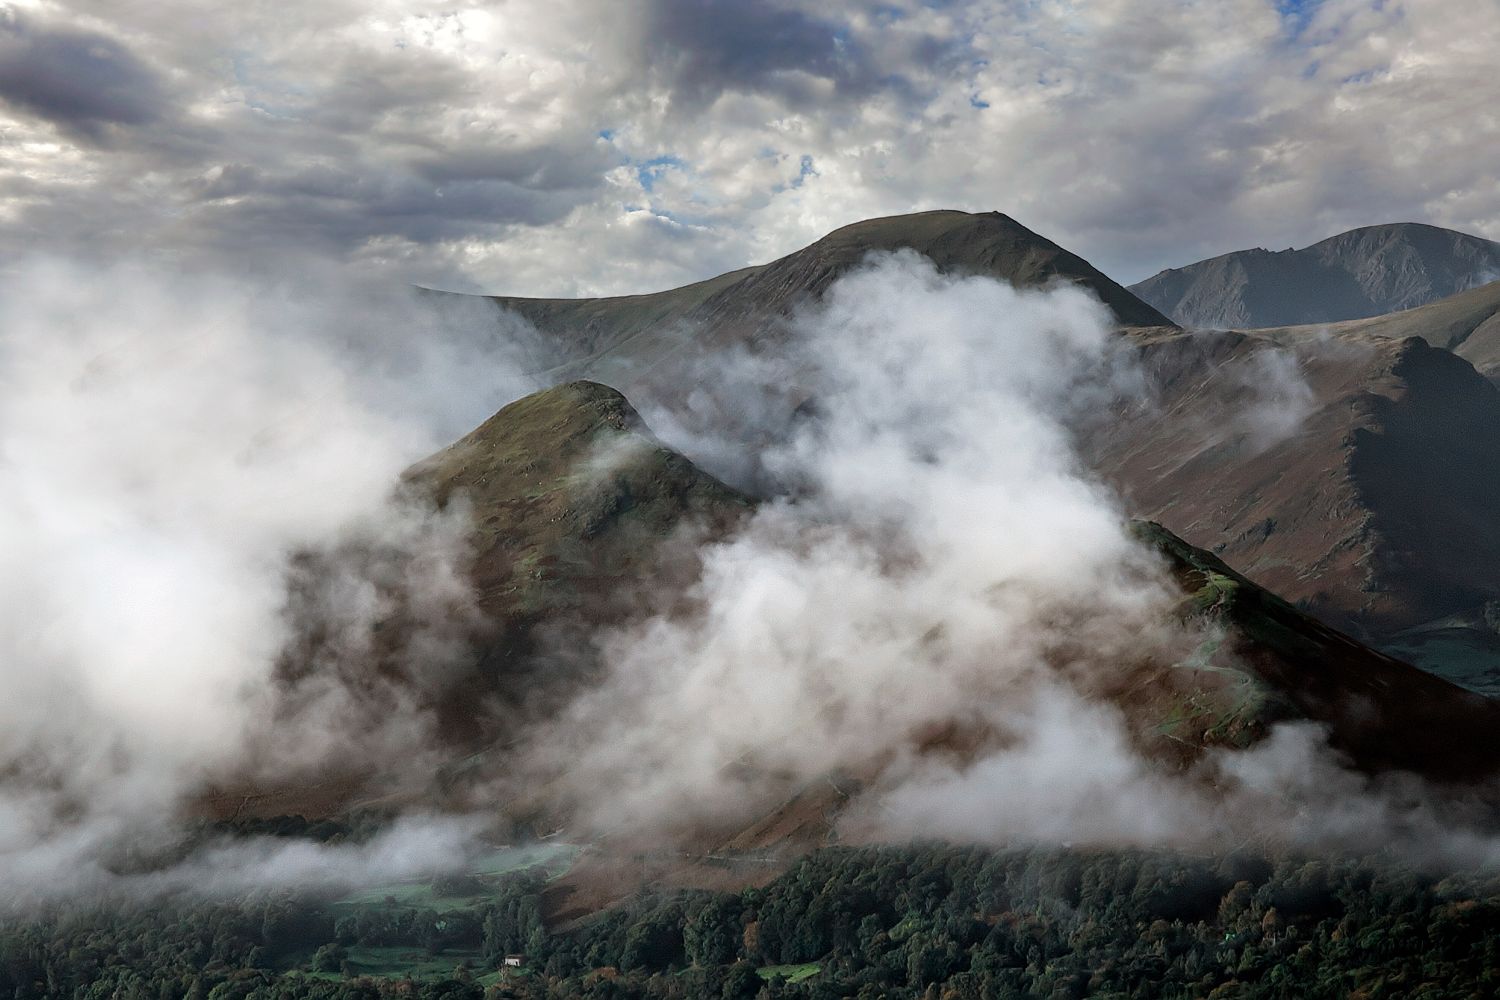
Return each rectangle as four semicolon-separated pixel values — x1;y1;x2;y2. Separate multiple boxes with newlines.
0;10;171;138
642;0;973;110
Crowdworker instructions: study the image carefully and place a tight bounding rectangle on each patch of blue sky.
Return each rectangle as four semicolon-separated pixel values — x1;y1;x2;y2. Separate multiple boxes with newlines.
636;155;687;193
794;155;817;187
1277;0;1323;40
772;155;818;194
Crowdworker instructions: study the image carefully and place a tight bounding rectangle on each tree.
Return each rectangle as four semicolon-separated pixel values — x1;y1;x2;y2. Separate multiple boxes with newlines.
312;945;348;974
720;962;759;1000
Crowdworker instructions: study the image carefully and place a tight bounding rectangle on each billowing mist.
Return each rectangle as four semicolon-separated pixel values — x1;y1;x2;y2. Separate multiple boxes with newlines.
0;257;537;899
521;255;1181;833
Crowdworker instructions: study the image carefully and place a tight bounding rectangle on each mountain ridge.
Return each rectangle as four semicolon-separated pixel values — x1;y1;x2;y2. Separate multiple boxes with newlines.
439;209;1172;383
1130;222;1500;329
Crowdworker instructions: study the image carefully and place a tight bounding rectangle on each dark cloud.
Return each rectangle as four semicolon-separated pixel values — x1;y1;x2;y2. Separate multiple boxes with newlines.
644;0;972;110
0;11;172;139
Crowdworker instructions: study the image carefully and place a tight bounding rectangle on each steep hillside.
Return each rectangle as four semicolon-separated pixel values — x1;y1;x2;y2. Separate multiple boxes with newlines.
402;380;750;703
1137;520;1500;780
1130;223;1500;329
1087;329;1500;691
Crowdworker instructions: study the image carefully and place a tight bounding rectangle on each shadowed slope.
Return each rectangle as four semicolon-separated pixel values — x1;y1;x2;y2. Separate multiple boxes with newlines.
1089;329;1500;691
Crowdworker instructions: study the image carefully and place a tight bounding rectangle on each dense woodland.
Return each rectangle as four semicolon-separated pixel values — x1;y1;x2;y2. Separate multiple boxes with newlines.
5;844;1500;1000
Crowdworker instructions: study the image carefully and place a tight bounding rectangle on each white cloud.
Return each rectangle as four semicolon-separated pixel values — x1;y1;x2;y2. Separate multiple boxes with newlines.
0;255;539;895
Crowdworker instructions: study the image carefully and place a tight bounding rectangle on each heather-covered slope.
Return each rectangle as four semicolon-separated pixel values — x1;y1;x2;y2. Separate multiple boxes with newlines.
402;380;750;701
1130;222;1500;329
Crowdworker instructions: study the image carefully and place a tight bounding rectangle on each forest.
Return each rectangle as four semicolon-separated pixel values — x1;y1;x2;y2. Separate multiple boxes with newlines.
4;843;1499;1000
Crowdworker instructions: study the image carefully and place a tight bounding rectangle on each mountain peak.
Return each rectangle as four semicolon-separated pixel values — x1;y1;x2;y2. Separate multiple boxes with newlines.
770;209;1172;328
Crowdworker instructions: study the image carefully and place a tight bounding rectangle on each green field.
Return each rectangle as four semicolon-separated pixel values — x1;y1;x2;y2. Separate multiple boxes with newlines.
340;946;483;980
332;842;579;911
756;963;820;983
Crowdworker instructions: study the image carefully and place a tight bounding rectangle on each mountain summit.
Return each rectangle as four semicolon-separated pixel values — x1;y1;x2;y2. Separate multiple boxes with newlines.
1131;222;1500;329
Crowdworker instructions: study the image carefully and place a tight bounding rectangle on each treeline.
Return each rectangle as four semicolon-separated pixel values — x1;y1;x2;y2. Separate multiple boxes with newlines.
5;844;1500;999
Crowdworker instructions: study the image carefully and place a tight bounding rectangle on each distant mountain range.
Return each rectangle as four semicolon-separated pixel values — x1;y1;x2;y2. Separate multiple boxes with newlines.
1130;222;1500;329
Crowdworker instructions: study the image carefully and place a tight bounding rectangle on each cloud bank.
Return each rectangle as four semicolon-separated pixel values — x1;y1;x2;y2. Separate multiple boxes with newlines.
0;255;537;898
0;0;1496;295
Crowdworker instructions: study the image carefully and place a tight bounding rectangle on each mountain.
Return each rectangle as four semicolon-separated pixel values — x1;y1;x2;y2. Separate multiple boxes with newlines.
1129;223;1500;329
469;210;1172;383
205;373;1500;924
205;382;749;820
457;212;1500;691
454;385;1500;784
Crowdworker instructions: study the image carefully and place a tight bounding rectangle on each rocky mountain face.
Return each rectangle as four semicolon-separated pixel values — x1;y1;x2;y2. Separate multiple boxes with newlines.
1129;223;1500;329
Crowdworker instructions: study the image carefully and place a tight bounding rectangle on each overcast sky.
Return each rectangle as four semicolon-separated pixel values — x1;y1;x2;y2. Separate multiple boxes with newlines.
1;0;1496;296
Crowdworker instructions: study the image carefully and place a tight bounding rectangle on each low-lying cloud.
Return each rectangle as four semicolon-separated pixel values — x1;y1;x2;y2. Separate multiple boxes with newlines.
0;255;537;898
2;248;1497;908
515;254;1500;866
520;256;1198;836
